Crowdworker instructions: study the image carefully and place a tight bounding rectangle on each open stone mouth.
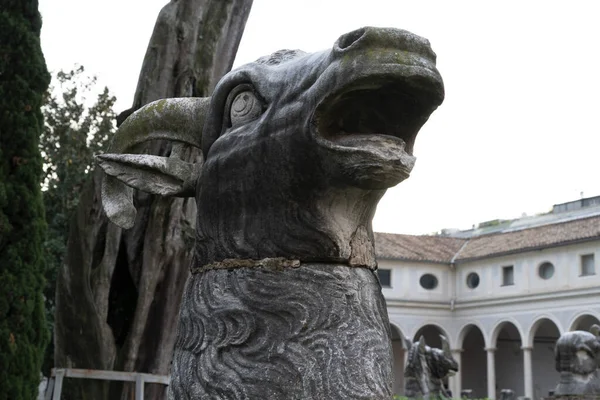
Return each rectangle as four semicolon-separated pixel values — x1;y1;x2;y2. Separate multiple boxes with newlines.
315;80;437;155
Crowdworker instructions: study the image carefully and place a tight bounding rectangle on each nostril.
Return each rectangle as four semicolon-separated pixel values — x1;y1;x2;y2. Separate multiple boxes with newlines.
336;28;367;50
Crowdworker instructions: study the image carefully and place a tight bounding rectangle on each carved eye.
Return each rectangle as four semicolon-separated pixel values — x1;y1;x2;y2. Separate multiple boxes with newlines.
230;90;262;127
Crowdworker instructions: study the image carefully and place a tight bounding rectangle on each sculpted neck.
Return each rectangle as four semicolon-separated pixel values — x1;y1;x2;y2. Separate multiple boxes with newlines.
193;179;384;269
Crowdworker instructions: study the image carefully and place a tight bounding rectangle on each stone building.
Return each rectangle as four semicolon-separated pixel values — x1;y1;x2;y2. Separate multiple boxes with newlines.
376;196;600;399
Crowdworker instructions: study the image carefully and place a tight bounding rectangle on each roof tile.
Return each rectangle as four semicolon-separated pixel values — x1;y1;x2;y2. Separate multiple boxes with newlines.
374;215;600;263
456;215;600;261
374;232;467;263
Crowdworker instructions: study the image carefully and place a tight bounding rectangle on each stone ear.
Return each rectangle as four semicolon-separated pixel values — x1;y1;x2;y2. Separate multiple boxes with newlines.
418;335;427;351
97;97;209;229
590;324;600;337
97;153;201;196
403;335;413;351
440;335;451;356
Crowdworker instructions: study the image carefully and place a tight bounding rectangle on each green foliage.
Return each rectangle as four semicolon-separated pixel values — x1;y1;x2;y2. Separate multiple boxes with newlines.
0;1;51;398
39;65;116;375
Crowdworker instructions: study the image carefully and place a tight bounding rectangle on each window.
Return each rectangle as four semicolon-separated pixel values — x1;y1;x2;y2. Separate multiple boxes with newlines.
502;265;514;286
377;269;392;287
420;273;438;290
466;272;480;289
581;254;595;276
538;262;555;280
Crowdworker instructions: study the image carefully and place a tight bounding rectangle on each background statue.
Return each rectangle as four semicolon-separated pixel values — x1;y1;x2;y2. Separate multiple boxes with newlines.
498;388;515;400
554;324;600;396
99;26;444;399
404;335;458;400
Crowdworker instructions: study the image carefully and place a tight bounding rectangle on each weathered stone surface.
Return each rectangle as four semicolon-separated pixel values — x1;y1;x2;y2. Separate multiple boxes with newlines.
99;26;444;399
554;326;600;396
404;335;458;400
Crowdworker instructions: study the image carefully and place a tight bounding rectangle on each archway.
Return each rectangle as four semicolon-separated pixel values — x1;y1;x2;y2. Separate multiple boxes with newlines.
390;324;406;396
493;321;524;397
413;324;448;348
530;318;560;399
569;313;600;331
460;324;487;399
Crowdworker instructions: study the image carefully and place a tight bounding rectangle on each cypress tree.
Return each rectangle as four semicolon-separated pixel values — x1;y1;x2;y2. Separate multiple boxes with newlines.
0;0;51;398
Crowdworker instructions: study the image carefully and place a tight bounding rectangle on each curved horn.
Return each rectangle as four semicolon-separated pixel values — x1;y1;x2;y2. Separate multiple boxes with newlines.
98;97;209;229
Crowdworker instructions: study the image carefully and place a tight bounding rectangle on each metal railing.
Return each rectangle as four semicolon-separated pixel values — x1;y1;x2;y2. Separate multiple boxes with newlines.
45;368;170;400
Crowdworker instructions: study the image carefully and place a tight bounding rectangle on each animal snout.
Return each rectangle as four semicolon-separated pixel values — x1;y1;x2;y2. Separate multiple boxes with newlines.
333;26;437;61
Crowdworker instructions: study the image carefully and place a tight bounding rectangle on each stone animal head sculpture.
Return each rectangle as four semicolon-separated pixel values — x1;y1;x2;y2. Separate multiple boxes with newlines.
554;324;600;395
98;27;444;399
404;335;458;400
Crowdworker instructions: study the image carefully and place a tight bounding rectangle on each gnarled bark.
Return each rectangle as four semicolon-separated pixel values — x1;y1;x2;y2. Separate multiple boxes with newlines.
54;1;253;399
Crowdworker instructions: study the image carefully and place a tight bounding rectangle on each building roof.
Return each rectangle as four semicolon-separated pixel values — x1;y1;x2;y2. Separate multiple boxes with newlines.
375;215;600;264
374;232;467;263
456;215;600;262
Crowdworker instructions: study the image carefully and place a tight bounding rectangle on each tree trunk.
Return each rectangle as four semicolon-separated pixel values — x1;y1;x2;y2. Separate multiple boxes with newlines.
54;1;253;399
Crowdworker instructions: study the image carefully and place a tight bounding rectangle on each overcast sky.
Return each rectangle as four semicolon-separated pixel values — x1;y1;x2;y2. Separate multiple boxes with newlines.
38;0;600;235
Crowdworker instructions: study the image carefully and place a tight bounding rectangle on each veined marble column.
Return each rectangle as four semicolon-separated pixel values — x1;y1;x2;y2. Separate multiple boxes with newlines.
522;346;533;399
486;347;497;400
